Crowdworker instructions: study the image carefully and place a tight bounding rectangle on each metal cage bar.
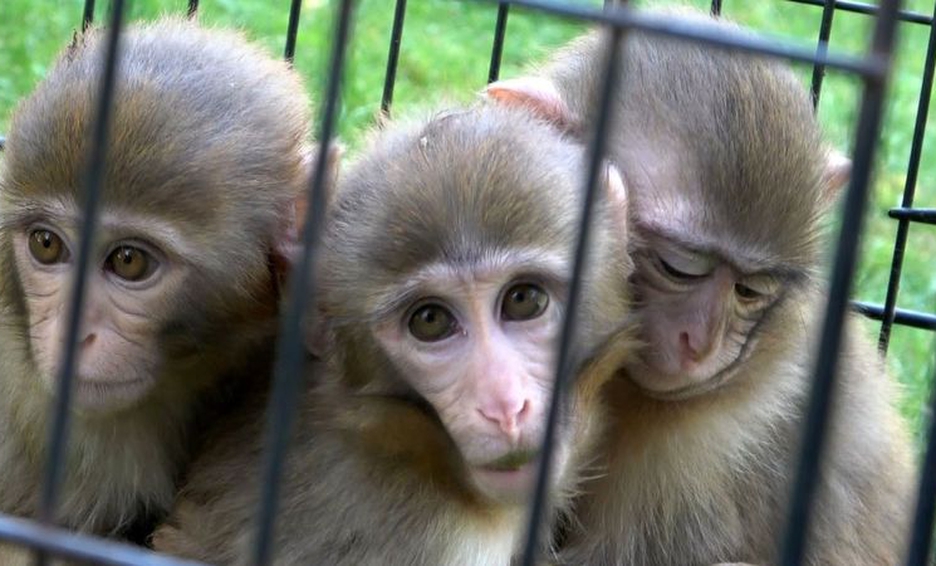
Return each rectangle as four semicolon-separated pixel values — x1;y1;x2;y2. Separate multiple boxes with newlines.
853;301;936;332
34;2;126;564
284;0;303;63
710;0;722;17
779;2;901;564
187;0;199;19
517;24;623;566
808;0;836;107
0;1;930;565
786;0;934;26
250;2;354;565
906;361;936;566
380;0;408;116
488;2;511;83
82;0;95;31
878;1;936;354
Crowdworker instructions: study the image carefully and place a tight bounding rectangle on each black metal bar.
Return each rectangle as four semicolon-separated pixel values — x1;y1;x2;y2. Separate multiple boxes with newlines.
888;207;936;225
283;0;303;63
36;0;125;551
852;301;936;332
488;2;511;83
905;362;936;565
0;514;208;566
809;0;836;107
0;136;5;151
785;0;933;26
82;0;95;31
711;0;722;17
879;2;936;353
467;0;886;78
250;1;354;565
518;26;623;566
187;0;199;18
380;0;408;117
778;1;901;564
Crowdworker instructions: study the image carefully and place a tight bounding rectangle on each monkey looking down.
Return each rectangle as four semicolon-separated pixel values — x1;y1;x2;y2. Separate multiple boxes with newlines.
488;10;914;566
0;17;312;543
152;102;638;565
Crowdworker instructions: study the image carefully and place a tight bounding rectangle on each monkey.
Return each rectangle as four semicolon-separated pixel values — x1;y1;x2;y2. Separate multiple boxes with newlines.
486;10;914;566
0;17;313;550
151;102;639;566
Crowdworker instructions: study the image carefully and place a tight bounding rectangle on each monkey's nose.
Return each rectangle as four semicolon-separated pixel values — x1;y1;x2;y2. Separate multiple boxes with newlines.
479;399;531;443
680;331;714;363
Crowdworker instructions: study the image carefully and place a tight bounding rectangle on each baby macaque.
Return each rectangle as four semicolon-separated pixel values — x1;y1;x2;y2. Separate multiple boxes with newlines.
488;11;914;566
152;103;637;565
0;17;311;544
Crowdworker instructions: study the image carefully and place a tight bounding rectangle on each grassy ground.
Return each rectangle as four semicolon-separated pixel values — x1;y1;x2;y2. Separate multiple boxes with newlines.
0;0;934;437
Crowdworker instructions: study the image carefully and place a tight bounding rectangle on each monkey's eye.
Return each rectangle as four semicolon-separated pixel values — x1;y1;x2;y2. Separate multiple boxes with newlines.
502;283;549;321
408;304;458;342
28;229;69;265
105;245;156;282
734;283;764;301
658;258;706;281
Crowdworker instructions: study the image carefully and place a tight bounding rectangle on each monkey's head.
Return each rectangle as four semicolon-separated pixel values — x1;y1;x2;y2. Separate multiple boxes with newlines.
0;19;311;413
487;26;850;400
316;104;633;504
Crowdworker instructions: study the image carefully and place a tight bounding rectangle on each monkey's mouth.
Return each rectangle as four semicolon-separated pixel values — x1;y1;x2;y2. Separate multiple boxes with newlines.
479;450;540;472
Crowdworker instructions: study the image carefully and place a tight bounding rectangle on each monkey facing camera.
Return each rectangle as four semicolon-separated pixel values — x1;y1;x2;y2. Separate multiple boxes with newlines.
489;9;914;566
152;103;638;566
0;16;312;543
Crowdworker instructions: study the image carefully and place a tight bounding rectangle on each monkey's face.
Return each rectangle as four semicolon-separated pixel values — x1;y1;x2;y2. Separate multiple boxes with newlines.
627;235;784;400
371;252;572;505
9;206;191;412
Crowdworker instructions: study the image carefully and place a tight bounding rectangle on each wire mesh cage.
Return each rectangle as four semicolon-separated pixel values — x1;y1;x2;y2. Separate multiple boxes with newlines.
0;0;933;564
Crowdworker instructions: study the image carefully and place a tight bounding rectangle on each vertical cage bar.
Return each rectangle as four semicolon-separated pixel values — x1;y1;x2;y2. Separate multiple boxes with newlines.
905;361;936;566
810;0;838;107
82;0;96;31
778;1;901;564
488;2;510;83
250;1;354;565
35;0;125;564
380;0;408;117
878;2;936;354
187;0;199;18
283;0;303;63
711;0;723;17
518;26;623;566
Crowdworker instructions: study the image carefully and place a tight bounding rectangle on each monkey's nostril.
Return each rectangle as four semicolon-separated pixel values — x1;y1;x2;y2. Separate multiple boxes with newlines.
80;333;97;347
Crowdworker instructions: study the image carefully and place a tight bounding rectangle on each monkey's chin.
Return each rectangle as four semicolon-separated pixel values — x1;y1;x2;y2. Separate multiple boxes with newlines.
626;362;736;402
469;462;539;505
71;377;154;413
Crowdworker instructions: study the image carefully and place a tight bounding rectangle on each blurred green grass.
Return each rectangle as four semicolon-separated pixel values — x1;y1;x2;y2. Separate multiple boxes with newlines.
0;0;933;437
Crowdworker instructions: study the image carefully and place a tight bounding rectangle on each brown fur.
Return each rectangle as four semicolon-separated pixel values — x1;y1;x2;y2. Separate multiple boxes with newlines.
153;103;638;565
495;11;914;566
0;17;310;542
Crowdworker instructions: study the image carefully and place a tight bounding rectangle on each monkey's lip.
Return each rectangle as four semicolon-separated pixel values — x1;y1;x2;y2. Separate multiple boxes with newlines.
478;450;540;472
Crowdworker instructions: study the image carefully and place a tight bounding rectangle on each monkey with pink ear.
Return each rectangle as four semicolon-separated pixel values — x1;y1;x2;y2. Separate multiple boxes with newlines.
487;9;911;566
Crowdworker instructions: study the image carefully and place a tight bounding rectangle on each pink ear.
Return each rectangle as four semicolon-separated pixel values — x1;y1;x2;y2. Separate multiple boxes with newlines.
484;77;576;132
820;149;851;205
272;142;343;280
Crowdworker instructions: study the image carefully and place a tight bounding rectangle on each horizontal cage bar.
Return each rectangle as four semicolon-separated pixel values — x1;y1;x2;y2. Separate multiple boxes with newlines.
888;207;936;225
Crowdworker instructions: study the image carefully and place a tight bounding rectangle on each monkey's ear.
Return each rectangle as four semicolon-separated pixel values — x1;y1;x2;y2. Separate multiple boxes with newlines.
820;149;851;206
484;77;576;133
603;162;629;234
272;143;343;284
